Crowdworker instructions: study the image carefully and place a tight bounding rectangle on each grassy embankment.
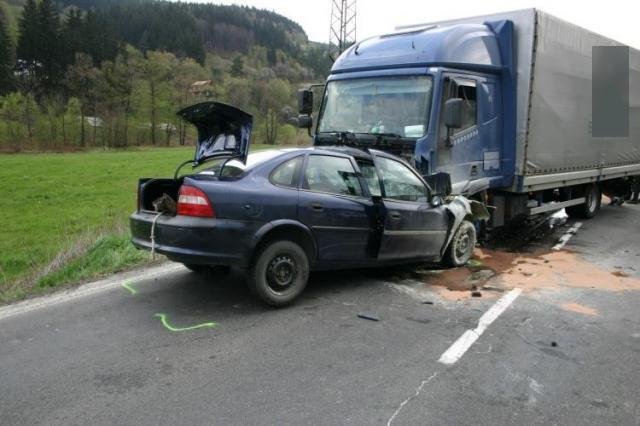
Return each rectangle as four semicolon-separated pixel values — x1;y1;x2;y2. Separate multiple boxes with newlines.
0;144;273;303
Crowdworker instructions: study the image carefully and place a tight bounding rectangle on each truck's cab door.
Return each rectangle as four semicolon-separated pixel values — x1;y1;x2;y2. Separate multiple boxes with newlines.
437;73;502;186
368;154;448;261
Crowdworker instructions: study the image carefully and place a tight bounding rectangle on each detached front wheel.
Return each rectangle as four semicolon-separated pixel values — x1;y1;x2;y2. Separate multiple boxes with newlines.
444;220;476;267
247;240;310;307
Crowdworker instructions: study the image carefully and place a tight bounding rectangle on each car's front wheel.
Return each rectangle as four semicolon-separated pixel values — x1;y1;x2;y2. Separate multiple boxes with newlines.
247;240;310;307
444;220;476;267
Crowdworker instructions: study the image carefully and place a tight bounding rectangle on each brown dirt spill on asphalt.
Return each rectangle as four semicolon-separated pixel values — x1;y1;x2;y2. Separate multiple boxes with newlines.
560;302;599;316
423;248;640;301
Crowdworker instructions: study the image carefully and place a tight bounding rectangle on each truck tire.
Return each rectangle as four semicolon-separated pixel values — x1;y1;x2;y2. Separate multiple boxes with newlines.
444;220;476;267
246;240;309;307
566;184;601;219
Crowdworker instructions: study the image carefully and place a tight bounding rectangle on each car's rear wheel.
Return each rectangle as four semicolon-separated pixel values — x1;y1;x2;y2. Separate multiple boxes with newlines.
444;220;476;267
246;240;309;307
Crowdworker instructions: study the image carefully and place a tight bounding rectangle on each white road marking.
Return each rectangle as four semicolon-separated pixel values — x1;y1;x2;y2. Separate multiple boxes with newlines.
438;288;522;365
552;222;583;250
387;372;439;426
0;263;185;322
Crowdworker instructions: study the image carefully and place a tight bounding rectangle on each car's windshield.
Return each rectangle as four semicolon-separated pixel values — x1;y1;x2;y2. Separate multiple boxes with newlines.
197;150;289;178
317;75;433;138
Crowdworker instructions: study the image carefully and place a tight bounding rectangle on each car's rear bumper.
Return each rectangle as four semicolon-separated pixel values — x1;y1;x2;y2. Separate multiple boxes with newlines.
129;211;259;267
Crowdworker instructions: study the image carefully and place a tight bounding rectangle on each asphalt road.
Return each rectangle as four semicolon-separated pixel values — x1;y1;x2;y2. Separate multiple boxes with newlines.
1;203;639;425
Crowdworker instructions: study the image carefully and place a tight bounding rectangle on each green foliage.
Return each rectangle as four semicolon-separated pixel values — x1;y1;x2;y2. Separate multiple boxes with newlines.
0;144;276;301
0;8;14;94
35;234;149;291
16;0;67;95
230;55;244;77
2;0;330;152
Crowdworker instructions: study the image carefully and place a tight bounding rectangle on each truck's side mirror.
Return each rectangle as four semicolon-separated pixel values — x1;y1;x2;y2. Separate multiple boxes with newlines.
297;115;313;129
298;89;314;115
444;98;463;129
425;172;452;197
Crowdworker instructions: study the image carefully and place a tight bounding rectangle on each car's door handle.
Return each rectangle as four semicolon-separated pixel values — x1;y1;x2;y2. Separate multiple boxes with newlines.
389;211;401;220
310;203;324;211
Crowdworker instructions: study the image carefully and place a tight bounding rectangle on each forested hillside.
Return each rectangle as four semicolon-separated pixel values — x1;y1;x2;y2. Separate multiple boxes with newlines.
0;0;332;151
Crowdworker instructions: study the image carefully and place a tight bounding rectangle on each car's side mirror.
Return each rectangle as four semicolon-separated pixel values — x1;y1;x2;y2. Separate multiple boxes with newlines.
444;98;463;129
431;195;444;208
425;172;452;197
298;89;313;115
297;115;313;129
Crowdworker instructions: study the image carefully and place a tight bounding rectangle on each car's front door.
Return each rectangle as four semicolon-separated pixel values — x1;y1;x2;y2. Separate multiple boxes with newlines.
372;155;448;260
298;154;374;261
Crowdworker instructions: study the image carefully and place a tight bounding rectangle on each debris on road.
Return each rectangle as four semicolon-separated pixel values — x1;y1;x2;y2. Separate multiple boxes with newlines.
612;271;629;277
481;285;504;293
471;291;482;298
357;313;380;322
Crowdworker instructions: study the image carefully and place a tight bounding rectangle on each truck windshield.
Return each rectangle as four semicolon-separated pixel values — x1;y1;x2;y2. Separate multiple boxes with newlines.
317;76;433;138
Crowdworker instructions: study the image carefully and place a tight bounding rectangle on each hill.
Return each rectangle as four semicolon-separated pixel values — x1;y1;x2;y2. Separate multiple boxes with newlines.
1;0;329;75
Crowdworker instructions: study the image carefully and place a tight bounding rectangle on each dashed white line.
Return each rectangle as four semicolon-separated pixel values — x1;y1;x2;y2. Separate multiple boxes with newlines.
438;288;523;365
0;263;185;322
552;222;583;250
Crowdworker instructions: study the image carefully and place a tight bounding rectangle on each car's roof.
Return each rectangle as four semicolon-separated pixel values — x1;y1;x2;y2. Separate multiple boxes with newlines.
201;145;406;173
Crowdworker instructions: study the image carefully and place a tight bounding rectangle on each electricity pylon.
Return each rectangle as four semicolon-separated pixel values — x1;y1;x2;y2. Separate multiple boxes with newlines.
329;0;356;61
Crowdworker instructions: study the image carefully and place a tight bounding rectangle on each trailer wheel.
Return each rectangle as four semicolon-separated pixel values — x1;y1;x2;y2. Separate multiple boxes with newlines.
566;184;601;219
246;240;309;307
444;220;476;267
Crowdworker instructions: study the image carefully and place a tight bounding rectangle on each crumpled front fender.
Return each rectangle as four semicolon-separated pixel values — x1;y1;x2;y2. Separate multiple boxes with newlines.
441;196;490;255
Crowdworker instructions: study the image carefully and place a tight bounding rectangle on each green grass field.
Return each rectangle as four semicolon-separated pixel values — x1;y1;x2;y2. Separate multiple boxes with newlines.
0;144;273;303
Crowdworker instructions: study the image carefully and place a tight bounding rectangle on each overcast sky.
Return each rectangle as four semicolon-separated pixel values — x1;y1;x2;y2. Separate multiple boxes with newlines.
183;0;640;49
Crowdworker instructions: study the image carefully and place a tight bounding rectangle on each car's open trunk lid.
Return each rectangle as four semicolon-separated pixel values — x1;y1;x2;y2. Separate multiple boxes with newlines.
177;101;253;166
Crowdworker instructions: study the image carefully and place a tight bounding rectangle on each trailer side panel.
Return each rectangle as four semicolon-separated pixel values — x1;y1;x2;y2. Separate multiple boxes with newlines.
522;11;640;188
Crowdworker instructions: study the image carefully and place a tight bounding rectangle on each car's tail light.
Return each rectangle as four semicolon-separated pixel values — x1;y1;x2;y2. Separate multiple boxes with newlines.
177;185;215;217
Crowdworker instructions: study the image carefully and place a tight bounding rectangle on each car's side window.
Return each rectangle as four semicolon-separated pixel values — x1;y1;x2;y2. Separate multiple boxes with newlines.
356;160;382;197
303;155;363;197
270;156;303;188
375;157;429;202
439;77;478;143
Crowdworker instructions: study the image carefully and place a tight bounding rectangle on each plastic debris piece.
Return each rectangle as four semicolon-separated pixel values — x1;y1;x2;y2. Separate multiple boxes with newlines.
358;313;380;322
481;285;504;293
471;291;482;297
422;301;434;305
551;341;558;347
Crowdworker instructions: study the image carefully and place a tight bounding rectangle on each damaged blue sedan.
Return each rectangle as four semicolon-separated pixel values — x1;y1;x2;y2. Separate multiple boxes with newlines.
130;102;488;306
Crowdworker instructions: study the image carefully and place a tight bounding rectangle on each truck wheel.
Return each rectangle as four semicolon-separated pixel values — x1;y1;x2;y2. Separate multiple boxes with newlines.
444;220;476;267
246;240;309;307
566;184;601;219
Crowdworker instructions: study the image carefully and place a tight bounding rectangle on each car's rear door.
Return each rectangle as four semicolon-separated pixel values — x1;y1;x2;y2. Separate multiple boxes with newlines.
371;155;448;260
298;154;374;261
